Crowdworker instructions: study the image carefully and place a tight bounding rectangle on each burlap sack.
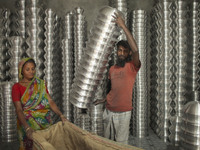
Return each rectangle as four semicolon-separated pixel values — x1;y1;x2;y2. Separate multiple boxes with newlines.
32;121;143;150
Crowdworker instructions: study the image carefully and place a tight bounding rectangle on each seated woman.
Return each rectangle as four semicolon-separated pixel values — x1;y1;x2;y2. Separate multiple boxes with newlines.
12;57;67;150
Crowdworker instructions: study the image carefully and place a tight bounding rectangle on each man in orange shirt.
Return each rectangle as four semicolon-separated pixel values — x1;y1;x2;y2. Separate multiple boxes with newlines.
94;13;141;144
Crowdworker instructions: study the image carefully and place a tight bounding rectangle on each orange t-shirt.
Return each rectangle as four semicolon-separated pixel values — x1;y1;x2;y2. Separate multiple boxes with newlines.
106;61;140;112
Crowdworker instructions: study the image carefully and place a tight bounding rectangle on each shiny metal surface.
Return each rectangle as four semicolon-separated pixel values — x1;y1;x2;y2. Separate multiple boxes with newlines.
182;100;200;124
9;0;26;38
109;0;128;40
7;36;23;82
25;0;45;79
180;100;200;149
89;103;104;136
150;0;195;146
181;120;200;135
0;82;17;142
0;9;11;82
43;8;63;123
108;0;128;66
131;10;148;138
73;7;86;72
191;1;200;92
69;6;121;108
62;38;73;122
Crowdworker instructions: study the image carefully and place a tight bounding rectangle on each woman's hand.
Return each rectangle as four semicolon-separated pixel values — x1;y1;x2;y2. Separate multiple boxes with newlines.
26;127;34;140
60;114;68;124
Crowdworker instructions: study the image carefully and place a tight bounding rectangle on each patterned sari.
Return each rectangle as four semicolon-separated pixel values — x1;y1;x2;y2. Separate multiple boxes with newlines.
17;58;52;150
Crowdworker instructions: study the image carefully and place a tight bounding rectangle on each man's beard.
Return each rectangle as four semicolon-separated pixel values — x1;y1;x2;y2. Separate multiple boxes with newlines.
116;55;131;67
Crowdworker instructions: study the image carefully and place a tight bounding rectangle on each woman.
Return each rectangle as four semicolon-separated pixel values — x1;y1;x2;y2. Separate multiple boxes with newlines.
12;57;67;150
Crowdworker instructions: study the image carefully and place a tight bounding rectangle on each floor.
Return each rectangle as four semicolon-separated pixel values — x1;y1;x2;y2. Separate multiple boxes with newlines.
128;130;179;150
0;130;179;150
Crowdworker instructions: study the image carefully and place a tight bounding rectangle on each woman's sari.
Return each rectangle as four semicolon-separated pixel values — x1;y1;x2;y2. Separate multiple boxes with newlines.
17;63;52;150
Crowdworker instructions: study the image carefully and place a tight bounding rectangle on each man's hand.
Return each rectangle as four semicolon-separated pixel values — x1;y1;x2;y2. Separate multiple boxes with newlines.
112;12;126;28
93;98;106;105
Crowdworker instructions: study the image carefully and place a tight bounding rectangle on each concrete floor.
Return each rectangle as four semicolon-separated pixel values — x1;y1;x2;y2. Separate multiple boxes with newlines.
0;129;179;150
128;130;179;150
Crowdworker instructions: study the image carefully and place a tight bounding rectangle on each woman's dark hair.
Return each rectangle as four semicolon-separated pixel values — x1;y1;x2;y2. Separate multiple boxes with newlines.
116;40;131;52
22;59;36;71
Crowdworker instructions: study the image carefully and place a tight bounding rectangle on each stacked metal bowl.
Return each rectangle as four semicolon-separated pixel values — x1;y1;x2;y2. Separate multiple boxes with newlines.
89;77;108;136
44;9;63;122
180;93;200;150
79;113;91;132
73;7;86;72
109;0;128;40
150;0;192;144
149;2;161;135
89;103;104;136
44;8;57;94
69;6;121;109
131;10;148;138
25;0;45;79
7;36;23;82
9;0;26;38
0;82;17;142
63;11;74;39
62;38;74;121
0;9;11;82
169;0;192;146
108;0;128;65
191;1;200;91
0;9;10;38
169;116;182;146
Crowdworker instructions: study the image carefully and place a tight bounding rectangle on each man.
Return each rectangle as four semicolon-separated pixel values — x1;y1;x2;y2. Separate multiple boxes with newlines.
94;13;140;144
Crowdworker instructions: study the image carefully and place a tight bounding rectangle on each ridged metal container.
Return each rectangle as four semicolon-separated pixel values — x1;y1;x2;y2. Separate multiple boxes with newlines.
69;6;121;109
44;8;57;95
62;11;79;123
150;0;192;145
73;7;87;72
191;1;200;91
89;76;108;136
7;36;24;82
25;0;45;79
89;104;104;136
77;113;91;132
149;2;161;135
62;38;74;122
43;9;63;123
0;9;11;82
72;7;88;124
9;0;26;38
169;0;192;146
109;0;128;40
108;0;128;66
63;11;74;39
0;82;17;142
180;92;200;150
131;10;148;138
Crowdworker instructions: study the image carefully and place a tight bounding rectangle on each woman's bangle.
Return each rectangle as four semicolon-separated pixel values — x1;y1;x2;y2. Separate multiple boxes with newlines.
25;127;30;132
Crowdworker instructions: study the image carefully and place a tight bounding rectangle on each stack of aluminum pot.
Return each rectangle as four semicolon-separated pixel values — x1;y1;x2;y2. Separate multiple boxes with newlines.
180;92;200;150
131;10;148;138
0;82;17;142
69;6;121;108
